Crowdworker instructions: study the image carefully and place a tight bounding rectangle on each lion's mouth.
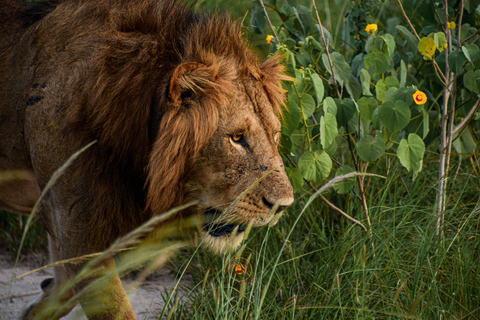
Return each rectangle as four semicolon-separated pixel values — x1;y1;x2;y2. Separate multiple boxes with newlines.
203;208;246;237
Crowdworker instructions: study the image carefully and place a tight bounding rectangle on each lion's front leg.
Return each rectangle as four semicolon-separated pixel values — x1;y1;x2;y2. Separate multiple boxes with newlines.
72;257;136;320
19;235;75;320
20;257;135;320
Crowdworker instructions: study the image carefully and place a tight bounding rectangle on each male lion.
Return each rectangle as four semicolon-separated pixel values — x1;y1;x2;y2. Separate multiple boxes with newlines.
0;0;294;319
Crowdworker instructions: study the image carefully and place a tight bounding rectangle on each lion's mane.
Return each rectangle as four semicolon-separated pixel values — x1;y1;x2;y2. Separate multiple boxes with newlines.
24;0;290;247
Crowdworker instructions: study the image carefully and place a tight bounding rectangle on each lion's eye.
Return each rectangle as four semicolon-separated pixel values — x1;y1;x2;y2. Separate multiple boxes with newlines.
231;133;245;144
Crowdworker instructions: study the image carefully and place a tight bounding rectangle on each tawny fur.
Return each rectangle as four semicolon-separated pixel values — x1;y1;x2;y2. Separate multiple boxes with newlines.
0;0;293;319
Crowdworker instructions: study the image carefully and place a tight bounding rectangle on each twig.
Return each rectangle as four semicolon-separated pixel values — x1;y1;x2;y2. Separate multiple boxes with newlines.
258;0;280;45
436;0;455;238
283;153;368;232
345;126;372;232
396;0;421;40
311;0;341;98
396;0;447;85
430;0;446;34
458;0;465;50
451;98;480;136
461;28;480;46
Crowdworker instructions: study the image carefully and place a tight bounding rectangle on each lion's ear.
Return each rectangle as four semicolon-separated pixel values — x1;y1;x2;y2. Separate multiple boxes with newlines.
168;62;220;108
260;55;293;115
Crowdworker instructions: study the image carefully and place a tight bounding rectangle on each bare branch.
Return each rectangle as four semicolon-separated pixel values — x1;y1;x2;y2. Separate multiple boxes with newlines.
258;0;280;45
311;0;341;98
283;153;368;232
452;98;480;135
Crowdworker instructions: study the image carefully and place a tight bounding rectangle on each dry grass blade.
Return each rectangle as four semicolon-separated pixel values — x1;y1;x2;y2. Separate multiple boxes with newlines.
4;140;97;319
38;205;199;319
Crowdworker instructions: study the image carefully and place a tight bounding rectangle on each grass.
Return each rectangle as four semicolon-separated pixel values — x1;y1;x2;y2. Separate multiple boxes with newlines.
160;155;480;320
1;156;479;319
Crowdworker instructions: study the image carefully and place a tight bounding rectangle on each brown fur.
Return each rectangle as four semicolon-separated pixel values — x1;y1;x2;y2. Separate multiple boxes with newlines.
0;0;293;319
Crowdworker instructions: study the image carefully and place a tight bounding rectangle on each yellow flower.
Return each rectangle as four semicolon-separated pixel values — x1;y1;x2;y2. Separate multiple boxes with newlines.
413;90;427;105
266;35;274;45
447;21;456;30
365;24;378;34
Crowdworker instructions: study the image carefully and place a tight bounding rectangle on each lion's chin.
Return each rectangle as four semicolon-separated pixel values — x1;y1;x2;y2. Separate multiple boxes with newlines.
202;231;245;254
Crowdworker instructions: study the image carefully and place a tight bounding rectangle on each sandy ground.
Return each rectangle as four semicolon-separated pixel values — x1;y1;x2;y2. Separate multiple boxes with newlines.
0;251;188;320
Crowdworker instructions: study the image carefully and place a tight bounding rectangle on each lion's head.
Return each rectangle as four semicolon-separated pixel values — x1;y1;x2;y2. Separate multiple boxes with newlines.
141;17;294;253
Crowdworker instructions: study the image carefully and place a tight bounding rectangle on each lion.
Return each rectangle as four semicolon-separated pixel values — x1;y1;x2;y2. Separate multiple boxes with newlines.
0;0;294;319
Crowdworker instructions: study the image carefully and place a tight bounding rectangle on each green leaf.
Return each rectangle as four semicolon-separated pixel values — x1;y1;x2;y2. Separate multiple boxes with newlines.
412;159;423;181
300;93;316;119
462;44;480;63
395;87;416;106
336;98;357;127
433;32;447;52
299;150;332;183
356;135;385;162
360;69;372;96
400;60;407;87
325;138;337;156
282;101;301;135
385;87;398;102
448;49;467;74
334;165;356;194
452;126;477;156
290;129;305;148
357;97;378;122
422;108;429;139
383;34;396;57
322;52;351;84
292;5;313;36
376;79;387;102
378;100;411;132
319;113;338;149
309;70;324;104
250;7;266;34
384;76;400;88
285;167;304;193
396;25;418;51
323;97;337;116
464;70;480;94
364;52;389;76
397;133;425;172
280;134;292;153
346;74;362;101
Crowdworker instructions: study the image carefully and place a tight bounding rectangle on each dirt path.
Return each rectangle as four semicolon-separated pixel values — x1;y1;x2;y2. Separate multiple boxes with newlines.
0;251;187;319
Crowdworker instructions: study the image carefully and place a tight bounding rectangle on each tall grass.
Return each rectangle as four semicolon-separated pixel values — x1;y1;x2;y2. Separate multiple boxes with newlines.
3;155;477;319
163;155;480;320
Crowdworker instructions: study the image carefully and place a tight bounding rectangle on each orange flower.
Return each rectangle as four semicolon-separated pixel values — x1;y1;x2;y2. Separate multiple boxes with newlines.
413;90;427;105
365;24;378;34
266;35;274;45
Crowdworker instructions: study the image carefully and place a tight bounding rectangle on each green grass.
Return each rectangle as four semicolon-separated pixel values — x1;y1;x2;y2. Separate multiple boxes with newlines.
0;210;47;254
161;156;480;320
2;156;478;319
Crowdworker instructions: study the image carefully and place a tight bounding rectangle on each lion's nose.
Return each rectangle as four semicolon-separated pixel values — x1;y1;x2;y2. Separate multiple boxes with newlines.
262;196;294;214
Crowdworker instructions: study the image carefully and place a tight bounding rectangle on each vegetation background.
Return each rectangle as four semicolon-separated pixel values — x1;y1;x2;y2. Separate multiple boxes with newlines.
1;0;479;319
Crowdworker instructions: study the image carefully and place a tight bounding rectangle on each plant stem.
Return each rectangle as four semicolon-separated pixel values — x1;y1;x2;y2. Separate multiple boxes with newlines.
458;0;466;50
311;0;340;98
396;0;447;85
258;0;280;45
452;99;480;136
436;0;455;238
283;153;367;232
